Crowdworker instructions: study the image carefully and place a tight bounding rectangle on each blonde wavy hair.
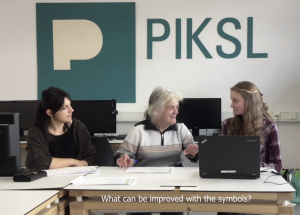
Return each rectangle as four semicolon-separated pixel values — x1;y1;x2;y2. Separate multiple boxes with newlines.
228;81;273;140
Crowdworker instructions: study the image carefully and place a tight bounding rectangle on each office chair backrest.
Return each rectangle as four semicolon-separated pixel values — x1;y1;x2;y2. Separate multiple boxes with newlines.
91;136;115;166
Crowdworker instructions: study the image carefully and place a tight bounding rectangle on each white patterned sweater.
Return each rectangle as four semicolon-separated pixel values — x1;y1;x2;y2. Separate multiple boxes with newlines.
113;120;198;167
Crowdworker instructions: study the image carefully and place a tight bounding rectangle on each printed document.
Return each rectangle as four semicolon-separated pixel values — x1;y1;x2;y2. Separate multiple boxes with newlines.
44;166;99;177
71;176;138;185
125;167;174;174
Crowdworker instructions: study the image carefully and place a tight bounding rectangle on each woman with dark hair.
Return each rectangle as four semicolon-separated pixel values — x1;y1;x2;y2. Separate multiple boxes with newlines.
25;87;96;169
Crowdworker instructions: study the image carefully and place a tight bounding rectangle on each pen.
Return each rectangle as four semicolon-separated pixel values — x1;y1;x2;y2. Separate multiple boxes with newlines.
120;154;139;163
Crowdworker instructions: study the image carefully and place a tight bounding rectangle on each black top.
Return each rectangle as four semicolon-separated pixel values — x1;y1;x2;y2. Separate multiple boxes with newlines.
49;124;78;159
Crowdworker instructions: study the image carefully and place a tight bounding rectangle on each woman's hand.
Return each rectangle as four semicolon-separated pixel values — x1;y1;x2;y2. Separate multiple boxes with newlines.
116;154;133;168
50;158;88;169
73;159;88;166
184;144;199;156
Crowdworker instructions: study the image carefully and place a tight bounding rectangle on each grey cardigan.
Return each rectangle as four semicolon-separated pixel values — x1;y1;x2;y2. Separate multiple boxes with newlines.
25;119;96;169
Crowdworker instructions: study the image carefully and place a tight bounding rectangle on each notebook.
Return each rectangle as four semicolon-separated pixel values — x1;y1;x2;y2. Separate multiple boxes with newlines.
196;136;260;179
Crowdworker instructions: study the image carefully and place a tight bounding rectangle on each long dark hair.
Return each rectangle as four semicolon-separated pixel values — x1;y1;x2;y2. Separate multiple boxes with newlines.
33;87;71;142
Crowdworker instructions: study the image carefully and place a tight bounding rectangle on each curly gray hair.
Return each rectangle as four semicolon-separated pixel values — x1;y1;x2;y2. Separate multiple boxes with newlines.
144;86;183;122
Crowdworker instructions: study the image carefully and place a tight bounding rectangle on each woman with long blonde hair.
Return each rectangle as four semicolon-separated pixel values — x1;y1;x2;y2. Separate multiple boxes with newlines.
218;81;282;215
222;81;282;172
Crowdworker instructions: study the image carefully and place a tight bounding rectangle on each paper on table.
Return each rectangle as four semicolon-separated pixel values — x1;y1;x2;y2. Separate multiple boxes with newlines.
125;167;174;174
44;166;99;177
71;176;138;186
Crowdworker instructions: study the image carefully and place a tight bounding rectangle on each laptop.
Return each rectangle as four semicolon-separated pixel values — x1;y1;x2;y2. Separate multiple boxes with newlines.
195;136;260;179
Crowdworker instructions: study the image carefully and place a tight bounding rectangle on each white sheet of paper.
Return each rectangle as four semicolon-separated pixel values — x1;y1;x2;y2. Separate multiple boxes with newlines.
44;166;99;177
125;167;174;174
71;176;138;185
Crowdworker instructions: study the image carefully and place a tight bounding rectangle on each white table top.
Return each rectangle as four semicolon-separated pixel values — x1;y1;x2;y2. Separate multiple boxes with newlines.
64;167;295;193
0;174;84;190
65;166;175;191
108;139;123;144
179;168;295;192
0;190;58;214
21;139;122;145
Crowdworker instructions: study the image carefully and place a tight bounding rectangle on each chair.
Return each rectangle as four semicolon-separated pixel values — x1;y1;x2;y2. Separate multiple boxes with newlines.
91;136;115;166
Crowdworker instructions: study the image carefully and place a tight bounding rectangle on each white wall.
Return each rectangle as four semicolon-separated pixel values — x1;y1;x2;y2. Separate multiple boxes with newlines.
1;0;300;168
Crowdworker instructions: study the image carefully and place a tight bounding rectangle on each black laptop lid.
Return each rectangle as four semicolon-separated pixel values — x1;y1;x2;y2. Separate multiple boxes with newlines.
196;136;260;179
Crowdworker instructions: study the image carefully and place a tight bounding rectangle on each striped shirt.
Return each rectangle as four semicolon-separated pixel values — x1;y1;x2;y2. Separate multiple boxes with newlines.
114;120;198;167
221;117;282;172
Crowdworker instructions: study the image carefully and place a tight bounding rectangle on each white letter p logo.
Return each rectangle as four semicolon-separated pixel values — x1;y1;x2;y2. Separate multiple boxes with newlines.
53;20;103;70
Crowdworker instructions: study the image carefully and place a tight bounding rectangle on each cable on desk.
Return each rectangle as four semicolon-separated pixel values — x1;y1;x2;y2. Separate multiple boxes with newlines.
264;175;287;185
260;169;287;185
260;167;276;172
261;170;281;175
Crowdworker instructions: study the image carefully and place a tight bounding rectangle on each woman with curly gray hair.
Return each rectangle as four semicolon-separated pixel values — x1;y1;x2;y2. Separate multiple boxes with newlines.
114;86;198;168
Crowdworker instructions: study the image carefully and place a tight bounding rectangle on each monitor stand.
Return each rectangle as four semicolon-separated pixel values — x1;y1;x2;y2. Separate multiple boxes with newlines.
192;128;211;137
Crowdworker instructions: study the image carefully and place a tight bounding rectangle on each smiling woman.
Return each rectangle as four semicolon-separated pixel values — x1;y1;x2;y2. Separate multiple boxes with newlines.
218;82;282;215
114;87;199;215
114;86;199;168
223;81;281;172
25;87;96;170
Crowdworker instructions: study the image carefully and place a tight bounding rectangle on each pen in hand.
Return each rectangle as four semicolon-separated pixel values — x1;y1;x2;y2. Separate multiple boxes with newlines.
117;154;138;167
121;154;138;163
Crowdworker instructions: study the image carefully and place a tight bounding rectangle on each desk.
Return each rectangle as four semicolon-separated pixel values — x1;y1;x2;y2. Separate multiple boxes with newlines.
20;141;27;147
0;174;83;190
20;139;122;148
0;190;59;215
0;174;82;214
65;167;295;215
108;139;122;147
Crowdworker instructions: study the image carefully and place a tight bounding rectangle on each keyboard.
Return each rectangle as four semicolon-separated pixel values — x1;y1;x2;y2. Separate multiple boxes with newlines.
115;134;127;140
107;136;116;140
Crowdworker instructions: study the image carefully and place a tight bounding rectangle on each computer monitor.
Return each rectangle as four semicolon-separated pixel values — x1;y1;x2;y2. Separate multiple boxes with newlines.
176;98;221;136
71;100;117;135
0;113;21;176
0;101;39;138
